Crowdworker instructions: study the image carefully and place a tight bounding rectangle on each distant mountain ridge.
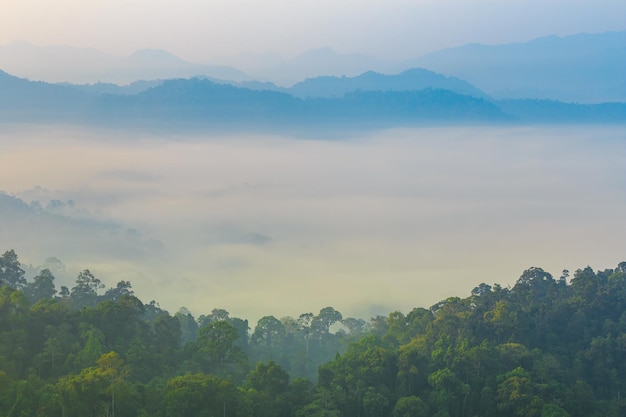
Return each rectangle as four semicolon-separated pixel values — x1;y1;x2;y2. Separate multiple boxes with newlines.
2;30;623;103
85;78;509;129
0;69;89;121
407;30;626;103
0;70;507;128
253;47;395;85
235;69;486;99
1;69;624;130
0;42;251;84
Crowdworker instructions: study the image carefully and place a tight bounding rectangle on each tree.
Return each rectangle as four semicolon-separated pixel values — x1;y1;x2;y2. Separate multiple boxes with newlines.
298;313;314;353
246;360;290;398
70;270;104;309
396;337;429;396
313;307;343;335
57;352;134;417
0;370;16;413
5;378;62;417
362;386;390;417
0;250;26;289
162;373;252;417
570;266;599;304
24;268;57;303
102;281;134;302
310;308;343;363
197;320;247;377
0;287;29;376
428;367;469;417
252;316;286;359
175;307;198;345
197;308;230;328
74;327;105;368
96;352;130;417
496;367;543;417
341;317;368;336
541;403;571;417
294;388;341;417
153;313;182;366
392;396;428;417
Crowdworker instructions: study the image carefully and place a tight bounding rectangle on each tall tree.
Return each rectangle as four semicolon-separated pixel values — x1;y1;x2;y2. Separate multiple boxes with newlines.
252;316;287;360
102;281;134;302
24;268;57;303
0;250;26;290
70;270;104;309
196;320;247;378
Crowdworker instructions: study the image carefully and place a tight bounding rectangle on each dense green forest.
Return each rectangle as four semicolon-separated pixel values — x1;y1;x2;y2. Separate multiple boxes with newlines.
1;248;625;417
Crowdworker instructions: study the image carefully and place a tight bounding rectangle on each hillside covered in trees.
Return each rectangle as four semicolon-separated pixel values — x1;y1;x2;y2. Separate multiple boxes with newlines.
1;249;625;417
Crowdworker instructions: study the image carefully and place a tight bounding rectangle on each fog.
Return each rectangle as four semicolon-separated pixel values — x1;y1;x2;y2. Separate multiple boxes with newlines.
1;125;624;321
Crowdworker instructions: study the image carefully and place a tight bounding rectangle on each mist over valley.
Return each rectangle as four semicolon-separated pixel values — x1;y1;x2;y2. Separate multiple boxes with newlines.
1;27;624;321
1;125;624;321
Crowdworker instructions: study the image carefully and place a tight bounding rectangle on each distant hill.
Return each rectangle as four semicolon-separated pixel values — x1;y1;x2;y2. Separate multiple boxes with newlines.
407;31;626;103
496;99;626;123
0;42;251;84
271;47;395;85
0;70;90;121
236;69;487;99
87;78;506;128
59;80;163;96
2;70;624;129
214;47;396;85
3;31;623;103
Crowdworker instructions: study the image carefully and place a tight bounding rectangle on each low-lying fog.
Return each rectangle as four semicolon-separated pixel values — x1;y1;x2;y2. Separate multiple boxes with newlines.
1;124;624;321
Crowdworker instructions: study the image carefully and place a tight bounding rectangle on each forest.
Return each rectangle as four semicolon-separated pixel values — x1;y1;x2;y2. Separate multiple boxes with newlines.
1;248;625;417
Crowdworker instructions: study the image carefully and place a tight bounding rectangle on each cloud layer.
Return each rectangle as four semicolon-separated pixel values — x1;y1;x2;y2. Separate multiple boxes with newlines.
1;125;624;321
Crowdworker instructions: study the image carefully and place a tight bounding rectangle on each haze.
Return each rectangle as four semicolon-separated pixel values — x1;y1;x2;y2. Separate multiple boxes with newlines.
2;0;625;62
1;125;624;321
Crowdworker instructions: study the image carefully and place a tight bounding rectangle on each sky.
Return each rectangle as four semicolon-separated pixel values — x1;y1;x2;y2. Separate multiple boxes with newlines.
1;0;626;62
1;126;625;322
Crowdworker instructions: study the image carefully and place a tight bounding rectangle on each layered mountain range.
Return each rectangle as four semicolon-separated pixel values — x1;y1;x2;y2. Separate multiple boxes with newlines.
0;31;624;129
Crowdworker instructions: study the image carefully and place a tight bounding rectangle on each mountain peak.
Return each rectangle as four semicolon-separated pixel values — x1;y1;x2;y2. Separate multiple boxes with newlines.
128;48;186;63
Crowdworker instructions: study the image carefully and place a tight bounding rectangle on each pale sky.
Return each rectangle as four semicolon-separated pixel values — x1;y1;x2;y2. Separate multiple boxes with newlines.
1;0;625;62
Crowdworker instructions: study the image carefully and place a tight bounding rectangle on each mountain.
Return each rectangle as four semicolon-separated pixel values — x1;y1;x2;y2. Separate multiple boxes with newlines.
4;31;623;103
406;31;626;103
496;99;626;123
282;69;487;98
212;47;396;85
0;71;507;128
2;70;623;128
278;47;395;84
233;68;486;100
55;79;163;96
0;42;252;84
88;78;506;128
0;70;90;121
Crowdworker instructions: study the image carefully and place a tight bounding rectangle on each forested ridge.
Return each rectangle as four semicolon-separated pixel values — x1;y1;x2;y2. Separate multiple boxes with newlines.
1;249;625;417
3;70;626;128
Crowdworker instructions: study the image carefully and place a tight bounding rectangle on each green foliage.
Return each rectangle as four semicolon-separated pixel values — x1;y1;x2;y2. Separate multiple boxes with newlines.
195;320;248;379
162;373;251;417
1;248;626;417
70;269;104;309
0;250;26;290
57;351;134;417
23;269;57;304
392;395;428;417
